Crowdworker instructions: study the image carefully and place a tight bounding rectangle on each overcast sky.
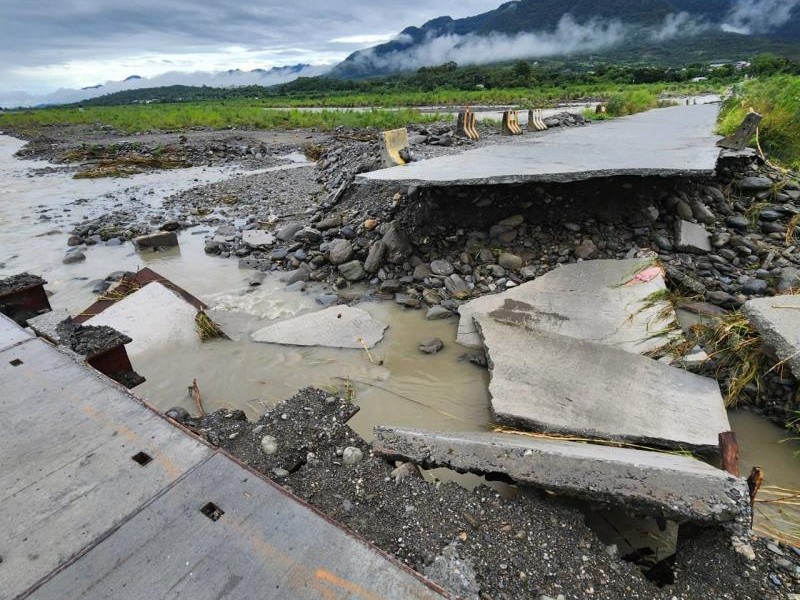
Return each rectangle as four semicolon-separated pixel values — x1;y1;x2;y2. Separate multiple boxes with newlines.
0;0;501;96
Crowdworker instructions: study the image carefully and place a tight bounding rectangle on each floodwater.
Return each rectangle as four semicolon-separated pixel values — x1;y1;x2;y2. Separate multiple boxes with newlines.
0;131;797;541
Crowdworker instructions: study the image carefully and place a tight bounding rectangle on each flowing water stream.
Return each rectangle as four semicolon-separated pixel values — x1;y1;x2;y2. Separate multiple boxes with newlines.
0;132;797;543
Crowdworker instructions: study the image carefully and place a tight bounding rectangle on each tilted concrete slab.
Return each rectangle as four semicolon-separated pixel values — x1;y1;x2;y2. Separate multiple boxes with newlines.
86;281;200;356
0;338;214;600
29;453;445;600
742;295;800;380
0;312;33;351
457;259;677;352
476;317;730;452
359;105;721;186
373;427;750;524
252;305;388;349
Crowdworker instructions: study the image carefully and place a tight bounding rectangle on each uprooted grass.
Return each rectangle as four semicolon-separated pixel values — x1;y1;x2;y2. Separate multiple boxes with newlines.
693;313;767;407
195;311;226;341
73;155;191;179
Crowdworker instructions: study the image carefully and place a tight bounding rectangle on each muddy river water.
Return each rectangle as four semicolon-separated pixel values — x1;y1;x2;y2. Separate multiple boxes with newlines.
0;132;797;542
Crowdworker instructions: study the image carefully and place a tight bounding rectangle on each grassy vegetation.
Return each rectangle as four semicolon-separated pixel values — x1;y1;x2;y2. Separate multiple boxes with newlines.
0;81;720;134
718;74;800;170
0;104;443;134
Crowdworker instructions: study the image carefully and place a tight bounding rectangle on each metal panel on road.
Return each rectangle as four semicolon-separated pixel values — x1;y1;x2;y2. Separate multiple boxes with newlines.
29;453;445;600
0;339;214;600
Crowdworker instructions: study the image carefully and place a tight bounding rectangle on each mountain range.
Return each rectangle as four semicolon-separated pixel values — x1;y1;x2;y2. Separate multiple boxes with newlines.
330;0;800;77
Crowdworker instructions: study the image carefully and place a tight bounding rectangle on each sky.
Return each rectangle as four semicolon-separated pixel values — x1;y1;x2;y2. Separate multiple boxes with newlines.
0;0;501;102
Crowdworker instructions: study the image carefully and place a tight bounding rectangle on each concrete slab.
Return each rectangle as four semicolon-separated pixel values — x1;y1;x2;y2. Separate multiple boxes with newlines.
457;259;677;352
676;220;712;254
242;229;276;248
742;295;800;380
0;312;33;351
476;317;730;451
359;105;721;186
373;427;750;524
252;305;388;349
0;338;213;600
29;453;445;600
86;281;200;356
27;309;72;344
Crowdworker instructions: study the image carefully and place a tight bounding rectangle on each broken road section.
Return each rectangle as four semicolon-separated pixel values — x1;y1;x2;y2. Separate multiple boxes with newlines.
373;427;750;525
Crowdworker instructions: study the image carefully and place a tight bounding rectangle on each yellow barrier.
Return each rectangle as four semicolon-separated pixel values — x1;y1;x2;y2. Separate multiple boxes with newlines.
381;128;410;167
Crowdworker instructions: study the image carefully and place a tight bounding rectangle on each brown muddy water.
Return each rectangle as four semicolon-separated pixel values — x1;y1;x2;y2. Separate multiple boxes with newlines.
0;133;797;542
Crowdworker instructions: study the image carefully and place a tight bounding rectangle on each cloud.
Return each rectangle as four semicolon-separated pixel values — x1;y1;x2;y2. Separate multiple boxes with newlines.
330;34;397;44
349;15;627;73
345;12;715;74
722;0;800;35
0;65;328;107
649;12;711;42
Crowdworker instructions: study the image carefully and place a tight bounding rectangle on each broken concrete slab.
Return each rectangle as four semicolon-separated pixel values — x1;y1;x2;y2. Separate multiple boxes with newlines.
133;231;179;249
359;105;721;187
241;229;275;248
457;259;677;353
373;427;750;524
742;295;800;380
476;317;730;452
0;312;33;352
27;309;72;344
86;282;200;356
252;305;388;349
676;220;712;254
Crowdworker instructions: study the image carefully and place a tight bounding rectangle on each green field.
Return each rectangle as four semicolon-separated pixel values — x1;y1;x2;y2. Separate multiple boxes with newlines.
0;82;721;134
718;74;800;170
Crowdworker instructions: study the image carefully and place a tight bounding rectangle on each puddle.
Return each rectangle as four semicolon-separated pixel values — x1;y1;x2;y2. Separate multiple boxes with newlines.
0;131;797;545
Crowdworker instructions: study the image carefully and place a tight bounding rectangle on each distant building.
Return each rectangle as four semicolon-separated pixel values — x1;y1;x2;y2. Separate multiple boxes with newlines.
691;76;709;83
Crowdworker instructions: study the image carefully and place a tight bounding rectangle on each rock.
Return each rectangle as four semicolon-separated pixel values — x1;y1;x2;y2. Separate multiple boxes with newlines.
676;220;712;254
741;278;768;296
573;240;598;260
62;250;86;264
759;209;782;222
161;221;180;232
276;222;303;242
777;267;800;293
519;266;537;281
726;215;750;230
675;199;694;220
426;306;452;320
67;235;82;246
363;219;378;231
260;435;278;455
328;239;354;265
383;226;412;264
430;260;454;277
134;231;179;249
498;253;524;270
418;337;444;354
445;274;471;299
707;290;738;307
711;232;731;248
422;545;479;600
691;201;716;225
293;227;322;244
165;406;190;421
738;176;773;192
364;240;386;273
342;446;363;465
242;229;275;248
252;305;387;349
338;260;365;282
315;216;341;230
653;234;673;252
270;247;288;261
413;264;432;281
248;272;266;287
91;280;111;294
